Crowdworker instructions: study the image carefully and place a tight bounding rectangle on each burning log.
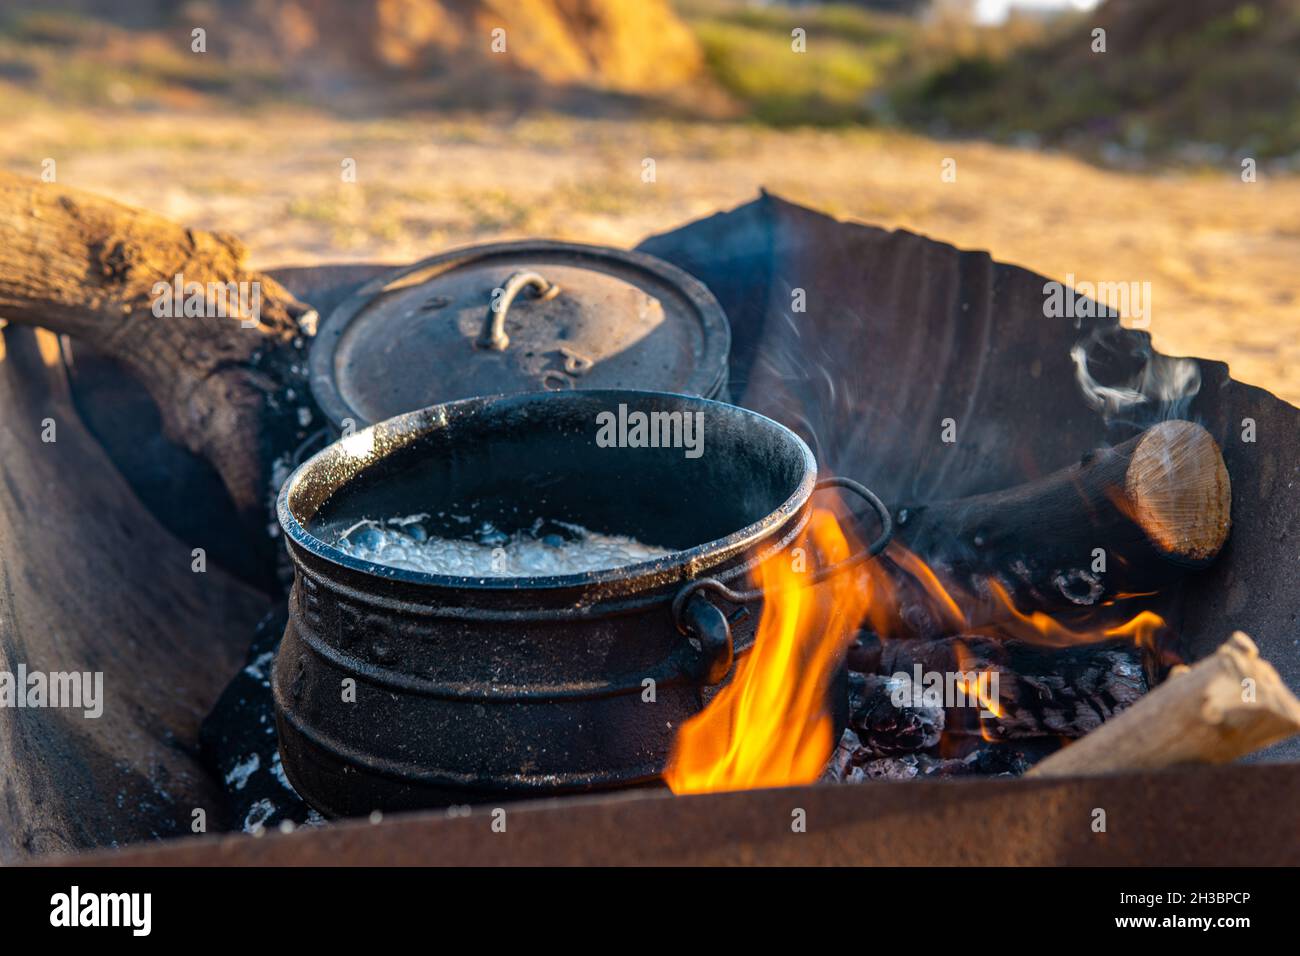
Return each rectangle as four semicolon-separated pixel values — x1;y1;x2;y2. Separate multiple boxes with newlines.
830;631;1151;779
873;635;1150;740
0;172;315;528
1028;632;1300;777
892;420;1231;615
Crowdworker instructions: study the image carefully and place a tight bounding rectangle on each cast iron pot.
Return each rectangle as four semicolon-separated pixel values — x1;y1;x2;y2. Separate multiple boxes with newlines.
272;390;890;818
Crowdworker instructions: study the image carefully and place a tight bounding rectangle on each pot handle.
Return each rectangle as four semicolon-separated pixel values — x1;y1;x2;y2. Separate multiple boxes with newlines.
476;270;561;351
669;477;892;679
675;593;735;686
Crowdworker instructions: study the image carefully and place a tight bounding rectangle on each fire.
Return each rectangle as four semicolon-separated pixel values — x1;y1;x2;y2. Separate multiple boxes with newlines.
665;509;1173;795
952;640;1003;720
983;579;1168;650
665;508;871;794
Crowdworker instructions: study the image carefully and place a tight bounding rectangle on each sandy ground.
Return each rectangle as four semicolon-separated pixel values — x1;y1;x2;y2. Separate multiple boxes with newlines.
6;105;1299;402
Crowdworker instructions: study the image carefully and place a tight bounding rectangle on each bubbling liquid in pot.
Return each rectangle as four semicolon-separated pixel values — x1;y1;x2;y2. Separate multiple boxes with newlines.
335;514;672;577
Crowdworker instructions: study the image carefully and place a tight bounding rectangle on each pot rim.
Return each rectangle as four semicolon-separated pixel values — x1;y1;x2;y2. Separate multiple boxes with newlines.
277;389;818;593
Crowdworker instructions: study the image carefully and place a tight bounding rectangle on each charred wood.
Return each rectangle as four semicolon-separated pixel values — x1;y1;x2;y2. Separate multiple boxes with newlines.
892;420;1230;616
873;634;1149;740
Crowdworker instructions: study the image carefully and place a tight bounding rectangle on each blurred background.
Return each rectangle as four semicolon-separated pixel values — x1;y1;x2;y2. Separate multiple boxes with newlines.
1;0;1297;399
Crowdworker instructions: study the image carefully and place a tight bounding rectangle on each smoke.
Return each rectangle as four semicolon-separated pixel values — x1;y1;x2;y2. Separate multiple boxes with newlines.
1070;328;1202;427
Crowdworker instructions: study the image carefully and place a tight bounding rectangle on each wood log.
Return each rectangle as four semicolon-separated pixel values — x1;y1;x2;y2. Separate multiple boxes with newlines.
1027;632;1300;777
873;635;1149;740
892;420;1231;615
0;171;315;530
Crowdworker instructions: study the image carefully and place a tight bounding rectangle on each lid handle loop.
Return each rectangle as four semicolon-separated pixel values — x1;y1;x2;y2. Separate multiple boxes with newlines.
477;271;560;351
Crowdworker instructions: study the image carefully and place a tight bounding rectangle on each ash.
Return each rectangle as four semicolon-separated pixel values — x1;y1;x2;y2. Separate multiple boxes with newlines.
201;607;317;834
336;514;671;577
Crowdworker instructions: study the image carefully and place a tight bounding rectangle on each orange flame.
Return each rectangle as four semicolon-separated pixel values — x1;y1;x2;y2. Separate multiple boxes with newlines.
953;640;1003;720
665;510;1173;795
664;508;872;794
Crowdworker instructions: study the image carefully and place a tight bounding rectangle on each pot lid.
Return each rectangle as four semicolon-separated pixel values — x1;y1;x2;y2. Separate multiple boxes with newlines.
309;239;731;428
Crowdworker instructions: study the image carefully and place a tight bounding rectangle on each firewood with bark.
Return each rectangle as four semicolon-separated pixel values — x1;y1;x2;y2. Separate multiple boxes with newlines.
0;171;318;535
890;419;1231;619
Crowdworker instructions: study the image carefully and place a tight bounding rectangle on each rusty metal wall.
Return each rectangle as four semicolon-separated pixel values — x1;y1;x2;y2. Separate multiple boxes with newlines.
53;763;1300;866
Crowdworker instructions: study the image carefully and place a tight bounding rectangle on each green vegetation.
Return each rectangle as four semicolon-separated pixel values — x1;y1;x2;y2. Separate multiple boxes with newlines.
677;0;1300;163
890;0;1300;162
674;0;1057;129
679;1;912;125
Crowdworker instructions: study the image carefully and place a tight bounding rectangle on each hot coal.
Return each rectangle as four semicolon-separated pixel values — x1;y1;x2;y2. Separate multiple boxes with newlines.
847;672;945;755
879;635;1150;739
828;631;1151;783
824;728;1033;782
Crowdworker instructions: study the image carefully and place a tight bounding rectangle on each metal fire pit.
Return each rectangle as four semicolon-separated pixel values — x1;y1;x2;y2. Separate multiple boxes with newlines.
55;762;1300;867
10;192;1300;859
